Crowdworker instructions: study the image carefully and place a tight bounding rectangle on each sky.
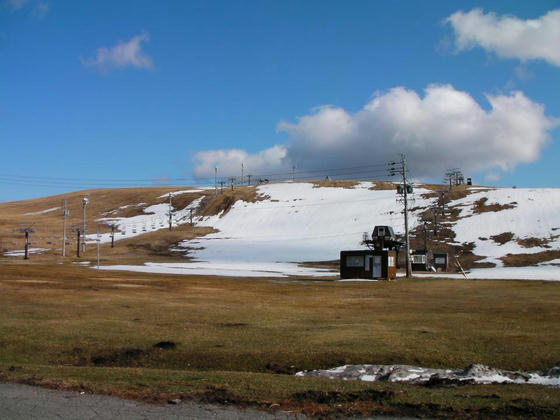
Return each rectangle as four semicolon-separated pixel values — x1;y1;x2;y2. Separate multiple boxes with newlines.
1;0;559;201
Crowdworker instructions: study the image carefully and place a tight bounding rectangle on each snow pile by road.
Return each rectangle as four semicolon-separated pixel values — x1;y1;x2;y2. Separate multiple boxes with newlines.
296;363;560;387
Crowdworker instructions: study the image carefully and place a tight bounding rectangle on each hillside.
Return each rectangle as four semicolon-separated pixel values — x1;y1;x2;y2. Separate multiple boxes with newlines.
1;181;559;280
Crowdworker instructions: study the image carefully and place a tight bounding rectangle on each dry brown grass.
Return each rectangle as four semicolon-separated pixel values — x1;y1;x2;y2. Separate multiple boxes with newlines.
490;232;515;245
368;181;397;190
501;250;560;267
473;197;517;214
0;263;559;417
0;187;210;255
197;186;264;217
517;236;554;249
311;180;361;189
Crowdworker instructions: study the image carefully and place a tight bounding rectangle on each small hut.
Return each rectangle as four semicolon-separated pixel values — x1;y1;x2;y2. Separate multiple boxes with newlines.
340;249;397;280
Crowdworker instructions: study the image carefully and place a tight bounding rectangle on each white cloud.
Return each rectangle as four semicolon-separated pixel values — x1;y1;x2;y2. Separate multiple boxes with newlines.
3;0;27;10
193;145;287;180
445;8;560;67
192;84;557;181
81;33;153;73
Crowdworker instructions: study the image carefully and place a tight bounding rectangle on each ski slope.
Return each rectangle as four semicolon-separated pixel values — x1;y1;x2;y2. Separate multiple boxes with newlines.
6;181;558;279
101;182;560;279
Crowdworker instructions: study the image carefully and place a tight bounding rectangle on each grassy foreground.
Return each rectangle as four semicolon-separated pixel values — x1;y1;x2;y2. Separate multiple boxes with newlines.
1;263;559;418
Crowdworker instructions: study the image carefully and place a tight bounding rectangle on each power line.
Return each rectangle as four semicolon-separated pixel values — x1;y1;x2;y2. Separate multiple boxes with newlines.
0;161;393;189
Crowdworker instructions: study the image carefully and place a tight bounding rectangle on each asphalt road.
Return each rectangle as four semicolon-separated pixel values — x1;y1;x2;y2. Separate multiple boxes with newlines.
0;382;305;419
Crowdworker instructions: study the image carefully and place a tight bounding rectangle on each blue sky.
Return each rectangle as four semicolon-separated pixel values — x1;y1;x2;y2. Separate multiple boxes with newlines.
1;0;559;201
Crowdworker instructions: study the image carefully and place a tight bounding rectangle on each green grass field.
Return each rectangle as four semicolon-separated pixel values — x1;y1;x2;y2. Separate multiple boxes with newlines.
1;262;559;417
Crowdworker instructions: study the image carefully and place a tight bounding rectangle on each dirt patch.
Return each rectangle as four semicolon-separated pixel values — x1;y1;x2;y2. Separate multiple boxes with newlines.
299;260;339;270
490;232;515;245
216;322;248;328
473;197;517;214
264;363;301;375
501;250;560;267
517;237;553;249
89;348;148;367
153;341;176;350
196;386;256;407
291;389;393;404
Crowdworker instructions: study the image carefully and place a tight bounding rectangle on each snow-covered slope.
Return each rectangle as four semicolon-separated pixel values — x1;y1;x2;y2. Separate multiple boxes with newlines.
83;182;560;279
452;188;560;264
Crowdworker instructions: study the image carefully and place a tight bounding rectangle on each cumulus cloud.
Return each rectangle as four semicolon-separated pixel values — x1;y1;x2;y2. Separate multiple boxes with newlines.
193;145;287;179
81;33;153;73
445;8;560;67
192;84;557;181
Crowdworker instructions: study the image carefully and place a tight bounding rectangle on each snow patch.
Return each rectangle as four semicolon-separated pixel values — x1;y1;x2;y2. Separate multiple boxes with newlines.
297;363;560;387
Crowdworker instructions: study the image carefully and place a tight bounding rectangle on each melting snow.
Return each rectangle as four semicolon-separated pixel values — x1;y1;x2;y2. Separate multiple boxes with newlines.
297;364;560;387
23;207;60;216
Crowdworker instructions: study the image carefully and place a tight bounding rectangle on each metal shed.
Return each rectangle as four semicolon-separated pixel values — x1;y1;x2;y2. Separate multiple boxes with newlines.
340;249;397;280
432;252;449;272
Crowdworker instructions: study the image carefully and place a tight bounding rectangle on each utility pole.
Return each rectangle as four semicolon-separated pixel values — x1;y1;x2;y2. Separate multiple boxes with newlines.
389;154;413;278
19;227;35;260
247;174;252;186
292;165;296;181
82;197;89;253
229;177;235;191
110;225;115;248
433;209;438;237
214;167;218;195
440;191;446;216
241;162;244;185
71;226;83;258
423;221;428;251
96;225;100;269
401;154;412;278
168;193;173;231
62;199;69;257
